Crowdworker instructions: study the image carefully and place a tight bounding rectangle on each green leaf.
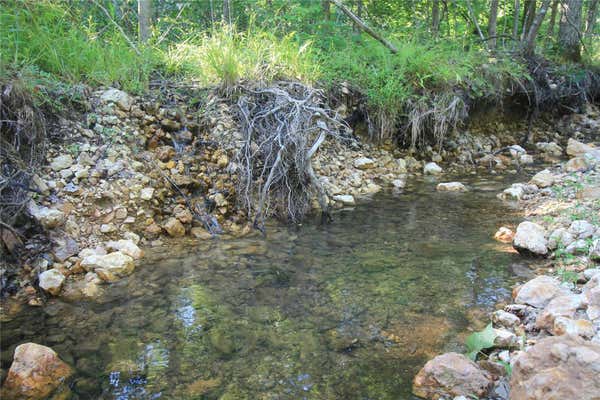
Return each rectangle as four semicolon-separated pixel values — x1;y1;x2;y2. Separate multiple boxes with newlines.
465;323;497;361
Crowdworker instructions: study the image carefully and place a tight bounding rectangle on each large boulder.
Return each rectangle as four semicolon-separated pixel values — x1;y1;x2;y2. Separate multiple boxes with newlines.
510;335;600;400
412;352;491;399
80;251;135;282
514;276;567;309
1;343;73;400
38;269;65;296
513;221;548;256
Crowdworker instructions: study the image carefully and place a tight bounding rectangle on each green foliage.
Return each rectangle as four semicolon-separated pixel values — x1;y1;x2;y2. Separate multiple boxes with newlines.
1;0;156;93
556;267;579;287
465;323;497;360
161;24;318;88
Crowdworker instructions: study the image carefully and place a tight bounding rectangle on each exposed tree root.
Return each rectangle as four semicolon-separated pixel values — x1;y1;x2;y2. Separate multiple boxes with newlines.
0;79;47;248
234;81;348;229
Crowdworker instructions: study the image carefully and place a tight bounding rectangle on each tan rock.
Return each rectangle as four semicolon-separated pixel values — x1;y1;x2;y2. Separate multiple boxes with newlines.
535;295;583;332
80;251;135;282
173;204;193;224
38;269;65;296
436;182;467;192
566;138;595;157
105;239;143;259
1;343;73;400
565;157;588;172
553;317;595;338
412;352;491;400
164;218;185;237
494;227;514;243
513;221;548;256
510;335;600;400
514;276;566;309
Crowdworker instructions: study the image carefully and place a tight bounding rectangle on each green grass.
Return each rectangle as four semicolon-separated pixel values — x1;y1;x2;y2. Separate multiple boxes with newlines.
161;24;318;88
1;0;155;93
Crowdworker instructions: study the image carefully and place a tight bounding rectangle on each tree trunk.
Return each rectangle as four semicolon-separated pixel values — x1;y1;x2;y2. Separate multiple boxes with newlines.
558;0;584;61
585;0;599;39
322;0;331;20
489;0;500;48
547;0;559;37
137;0;152;43
465;0;486;41
432;0;441;35
522;0;537;39
523;0;553;54
222;0;232;26
331;0;398;53
513;0;521;39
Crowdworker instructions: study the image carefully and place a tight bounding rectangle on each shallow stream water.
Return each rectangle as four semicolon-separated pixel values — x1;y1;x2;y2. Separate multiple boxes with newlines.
2;173;531;399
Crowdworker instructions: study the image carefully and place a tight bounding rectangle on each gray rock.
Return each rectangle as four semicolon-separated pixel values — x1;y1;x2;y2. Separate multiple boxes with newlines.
423;162;443;175
332;194;356;206
492;310;520;328
353;157;375;170
100;88;132;111
513;221;548;256
565;239;589;255
547;228;575;250
553;317;595;338
49;155;73;171
569;220;595;239
28;202;65;229
566;138;595;157
105;239;143;259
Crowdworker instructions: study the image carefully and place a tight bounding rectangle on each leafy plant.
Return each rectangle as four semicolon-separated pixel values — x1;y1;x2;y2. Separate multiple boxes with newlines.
557;267;579;287
465;323;497;361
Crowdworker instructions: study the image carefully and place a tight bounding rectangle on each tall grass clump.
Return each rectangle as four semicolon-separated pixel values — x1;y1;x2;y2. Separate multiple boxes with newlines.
162;25;319;89
0;0;155;93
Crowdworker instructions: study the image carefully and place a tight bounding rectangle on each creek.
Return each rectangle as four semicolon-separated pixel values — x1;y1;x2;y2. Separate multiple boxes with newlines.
1;172;533;399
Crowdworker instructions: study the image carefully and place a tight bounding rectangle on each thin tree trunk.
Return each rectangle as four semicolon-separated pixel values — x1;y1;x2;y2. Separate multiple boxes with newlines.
465;0;486;42
522;0;537;40
513;0;521;39
137;0;152;43
558;0;584;61
222;0;232;26
489;0;500;48
322;0;331;20
331;0;398;53
547;0;559;37
432;0;441;35
585;0;599;39
524;0;553;55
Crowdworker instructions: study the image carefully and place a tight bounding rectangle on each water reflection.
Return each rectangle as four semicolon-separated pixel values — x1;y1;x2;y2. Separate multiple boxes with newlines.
1;174;528;399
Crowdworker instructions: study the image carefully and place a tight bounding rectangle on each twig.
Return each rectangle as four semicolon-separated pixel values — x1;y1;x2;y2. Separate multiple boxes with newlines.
91;0;141;56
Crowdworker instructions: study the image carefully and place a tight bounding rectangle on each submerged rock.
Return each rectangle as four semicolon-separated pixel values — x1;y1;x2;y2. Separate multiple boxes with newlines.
38;269;65;296
164;217;185;237
1;343;73;400
513;221;548;256
332;194;356;206
436;182;467;192
353;157;375;170
510;335;600;400
494;227;514;243
412;352;491;400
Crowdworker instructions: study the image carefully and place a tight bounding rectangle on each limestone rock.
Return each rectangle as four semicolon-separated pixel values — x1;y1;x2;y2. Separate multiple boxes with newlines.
173;204;193;224
510;335;600;400
1;343;73;400
565;157;588;172
583;275;600;321
28;202;65;229
568;220;595;239
492;310;520;328
513;221;548;256
80;251;135;282
424;162;443;175
494;227;514;243
547;228;575;250
412;352;491;400
566;138;595;157
530;170;555;188
589;239;600;261
536;142;562;156
140;187;154;200
100;88;132;111
353;157;375;170
553;317;595;338
535;295;583;332
514;276;566;309
164;217;185;237
49;155;73;171
493;328;520;349
565;239;589;255
333;194;356;206
436;182;467;192
38;269;65;296
105;239;143;259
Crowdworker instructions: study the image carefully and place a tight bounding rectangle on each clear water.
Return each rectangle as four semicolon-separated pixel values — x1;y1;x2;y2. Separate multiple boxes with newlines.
1;174;527;400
